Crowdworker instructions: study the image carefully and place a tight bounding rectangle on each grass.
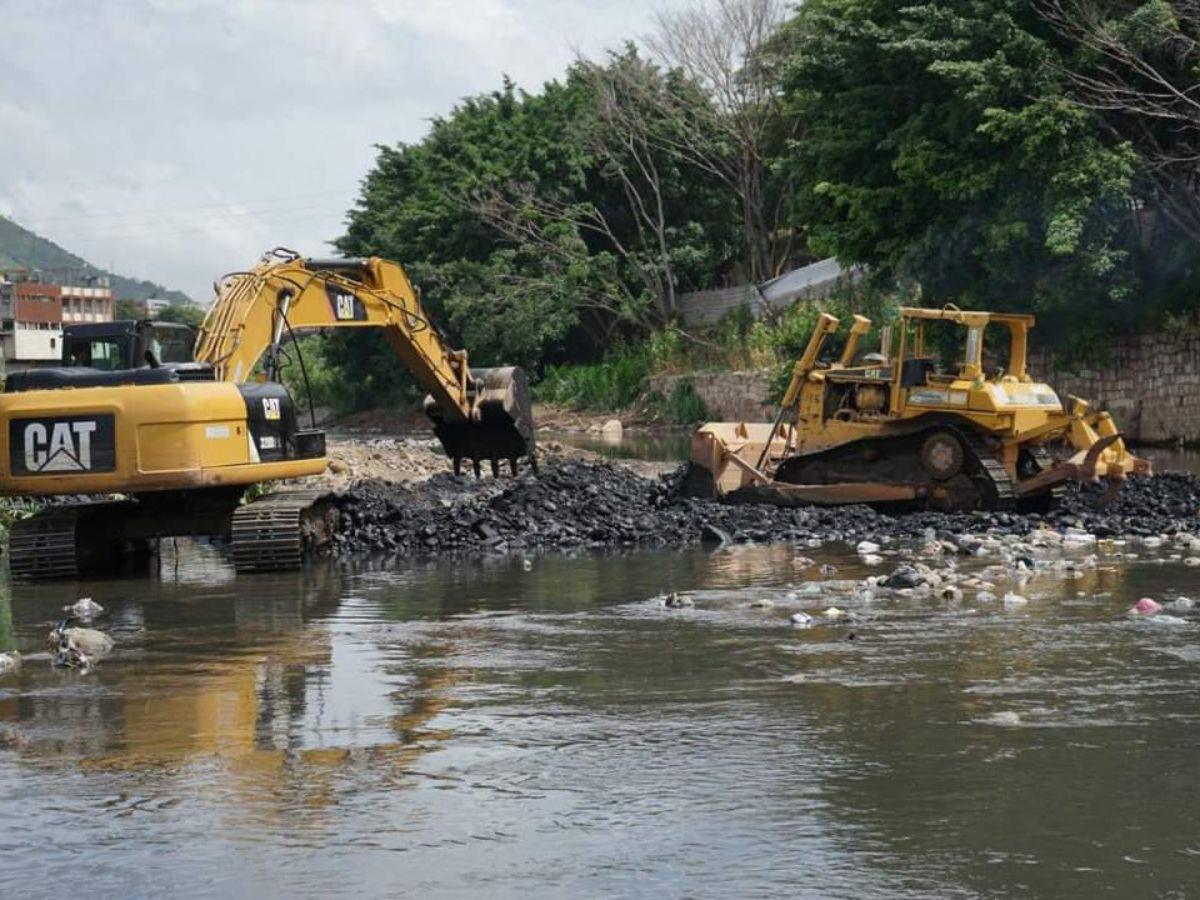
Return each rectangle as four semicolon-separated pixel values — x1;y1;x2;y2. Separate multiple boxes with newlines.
0;497;41;531
537;345;653;412
642;377;709;424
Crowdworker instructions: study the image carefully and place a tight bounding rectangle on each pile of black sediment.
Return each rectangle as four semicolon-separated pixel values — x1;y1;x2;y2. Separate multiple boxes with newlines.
326;460;1200;558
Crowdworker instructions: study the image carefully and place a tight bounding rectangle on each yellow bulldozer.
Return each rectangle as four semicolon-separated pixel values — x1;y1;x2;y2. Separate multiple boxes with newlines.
0;248;535;579
688;305;1149;511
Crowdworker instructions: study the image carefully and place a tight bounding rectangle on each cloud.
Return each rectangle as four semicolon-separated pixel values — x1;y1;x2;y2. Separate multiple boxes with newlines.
0;0;656;300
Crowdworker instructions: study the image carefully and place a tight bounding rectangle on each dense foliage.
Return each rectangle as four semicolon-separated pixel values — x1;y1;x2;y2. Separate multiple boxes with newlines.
333;53;740;399
322;0;1200;413
781;0;1200;350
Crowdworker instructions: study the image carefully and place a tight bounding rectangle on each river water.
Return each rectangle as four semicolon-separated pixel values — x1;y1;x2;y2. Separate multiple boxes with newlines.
2;534;1199;898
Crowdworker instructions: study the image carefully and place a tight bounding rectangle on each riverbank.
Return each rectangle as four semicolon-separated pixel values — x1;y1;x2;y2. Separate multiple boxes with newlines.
323;445;1200;560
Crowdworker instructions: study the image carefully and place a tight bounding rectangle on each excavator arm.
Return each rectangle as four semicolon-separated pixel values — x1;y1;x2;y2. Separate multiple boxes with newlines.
195;249;535;474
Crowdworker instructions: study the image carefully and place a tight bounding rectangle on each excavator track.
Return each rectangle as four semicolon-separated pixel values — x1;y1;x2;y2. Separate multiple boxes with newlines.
230;490;332;573
8;507;81;581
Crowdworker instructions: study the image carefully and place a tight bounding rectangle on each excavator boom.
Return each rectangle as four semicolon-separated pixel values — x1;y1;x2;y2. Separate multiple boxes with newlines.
196;249;535;473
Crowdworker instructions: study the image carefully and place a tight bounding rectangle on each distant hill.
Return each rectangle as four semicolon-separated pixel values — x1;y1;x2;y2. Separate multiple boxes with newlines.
0;215;191;303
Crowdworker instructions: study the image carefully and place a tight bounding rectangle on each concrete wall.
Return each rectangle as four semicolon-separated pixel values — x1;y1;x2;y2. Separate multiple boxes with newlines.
650;370;775;422
1031;329;1200;445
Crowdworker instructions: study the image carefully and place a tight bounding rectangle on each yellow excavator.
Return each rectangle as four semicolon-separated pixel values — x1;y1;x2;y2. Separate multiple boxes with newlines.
0;248;535;579
688;305;1149;511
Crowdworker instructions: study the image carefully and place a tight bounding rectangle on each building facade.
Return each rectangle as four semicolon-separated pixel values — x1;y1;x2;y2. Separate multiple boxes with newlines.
0;278;64;371
60;275;114;323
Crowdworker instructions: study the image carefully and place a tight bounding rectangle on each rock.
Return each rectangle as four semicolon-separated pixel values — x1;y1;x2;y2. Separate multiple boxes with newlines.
748;598;775;609
861;554;884;567
819;564;838;576
64;597;103;619
1171;597;1195;611
0;651;20;677
940;586;964;603
320;456;1200;567
601;419;623;438
662;592;693;609
522;558;533;572
822;606;846;619
328;459;350;475
790;611;815;627
1128;597;1163;617
856;540;881;555
1185;557;1200;567
986;711;1022;727
976;590;998;604
881;565;923;589
1002;592;1029;610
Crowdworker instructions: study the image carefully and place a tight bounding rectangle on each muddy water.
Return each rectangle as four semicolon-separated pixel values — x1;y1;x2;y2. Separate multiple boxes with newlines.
2;540;1199;898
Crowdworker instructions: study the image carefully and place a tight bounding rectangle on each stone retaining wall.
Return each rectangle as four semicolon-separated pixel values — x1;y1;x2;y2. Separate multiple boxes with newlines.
649;370;775;422
1031;329;1200;445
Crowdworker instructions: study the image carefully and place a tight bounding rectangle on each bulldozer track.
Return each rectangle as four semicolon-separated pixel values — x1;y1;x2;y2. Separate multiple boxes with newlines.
230;490;325;573
961;430;1016;511
9;507;81;581
1023;445;1068;510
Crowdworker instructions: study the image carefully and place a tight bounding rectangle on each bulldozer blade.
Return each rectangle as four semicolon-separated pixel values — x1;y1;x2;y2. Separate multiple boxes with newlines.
1016;433;1126;498
425;366;536;471
1081;432;1122;476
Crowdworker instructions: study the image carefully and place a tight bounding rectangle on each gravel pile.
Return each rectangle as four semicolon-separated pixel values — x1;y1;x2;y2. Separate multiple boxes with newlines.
325;461;1200;559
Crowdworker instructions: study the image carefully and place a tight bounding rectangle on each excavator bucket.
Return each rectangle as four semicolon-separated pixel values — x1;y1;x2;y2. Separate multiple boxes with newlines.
424;366;537;475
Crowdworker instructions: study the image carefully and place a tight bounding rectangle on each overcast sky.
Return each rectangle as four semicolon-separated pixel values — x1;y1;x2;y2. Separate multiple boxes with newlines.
0;0;658;301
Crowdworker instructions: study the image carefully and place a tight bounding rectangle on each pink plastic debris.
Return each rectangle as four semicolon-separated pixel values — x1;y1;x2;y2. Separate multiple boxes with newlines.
1129;597;1163;617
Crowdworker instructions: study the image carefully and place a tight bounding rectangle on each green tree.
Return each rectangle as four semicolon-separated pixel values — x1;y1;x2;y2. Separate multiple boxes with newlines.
155;302;206;329
114;298;142;319
780;0;1140;346
337;52;738;381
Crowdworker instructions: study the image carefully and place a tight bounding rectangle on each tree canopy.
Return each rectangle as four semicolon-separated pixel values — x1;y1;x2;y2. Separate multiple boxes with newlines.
332;0;1200;385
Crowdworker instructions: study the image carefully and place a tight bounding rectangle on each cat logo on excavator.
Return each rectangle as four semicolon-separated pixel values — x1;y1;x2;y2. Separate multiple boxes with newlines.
10;415;115;475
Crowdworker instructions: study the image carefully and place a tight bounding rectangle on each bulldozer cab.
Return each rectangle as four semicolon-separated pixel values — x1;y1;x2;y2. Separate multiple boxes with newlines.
62;320;195;370
892;307;1033;388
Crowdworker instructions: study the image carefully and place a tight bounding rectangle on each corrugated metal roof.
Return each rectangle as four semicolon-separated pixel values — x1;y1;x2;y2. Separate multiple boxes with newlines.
676;258;856;326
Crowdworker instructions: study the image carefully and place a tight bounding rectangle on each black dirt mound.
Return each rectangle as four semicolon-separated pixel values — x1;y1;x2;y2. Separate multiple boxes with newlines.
325;461;1200;559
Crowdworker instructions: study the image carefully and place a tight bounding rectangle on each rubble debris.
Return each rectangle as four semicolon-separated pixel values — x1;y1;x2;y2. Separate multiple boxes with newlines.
0;651;20;677
325;459;1200;562
1128;597;1163;617
63;597;103;619
47;621;114;670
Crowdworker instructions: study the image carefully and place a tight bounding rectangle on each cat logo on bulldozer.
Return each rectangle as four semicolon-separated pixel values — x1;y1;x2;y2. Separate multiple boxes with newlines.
262;397;282;420
9;415;116;475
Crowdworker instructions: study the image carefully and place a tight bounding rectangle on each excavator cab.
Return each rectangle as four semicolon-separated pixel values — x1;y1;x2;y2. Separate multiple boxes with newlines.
62;320;196;370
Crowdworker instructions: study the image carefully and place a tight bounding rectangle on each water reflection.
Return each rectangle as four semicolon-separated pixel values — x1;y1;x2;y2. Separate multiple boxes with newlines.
1;539;1198;896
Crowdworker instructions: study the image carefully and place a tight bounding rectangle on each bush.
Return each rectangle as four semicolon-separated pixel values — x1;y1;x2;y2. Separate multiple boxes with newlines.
643;377;709;424
537;345;652;411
